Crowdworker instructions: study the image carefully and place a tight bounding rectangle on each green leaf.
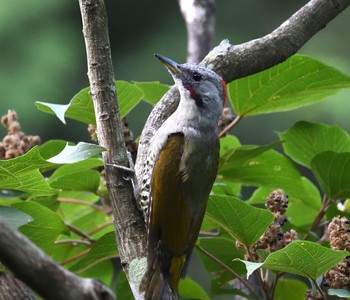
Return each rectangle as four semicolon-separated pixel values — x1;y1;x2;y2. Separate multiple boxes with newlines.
47;142;105;164
134;81;170;104
220;134;241;157
11;201;68;254
115;271;134;300
263;241;348;279
48;158;103;192
206;195;274;246
219;146;321;226
311;151;350;199
328;289;350;298
117;81;144;117
0;146;56;195
36;81;144;125
0;206;33;228
275;278;308;300
69;231;118;273
229;55;350;116
39;139;69;160
179;277;210;300
36;86;94;125
235;259;263;279
196;236;246;281
279;121;350;168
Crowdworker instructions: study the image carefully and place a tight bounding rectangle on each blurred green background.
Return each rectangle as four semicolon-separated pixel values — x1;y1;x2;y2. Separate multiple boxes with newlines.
1;0;350;145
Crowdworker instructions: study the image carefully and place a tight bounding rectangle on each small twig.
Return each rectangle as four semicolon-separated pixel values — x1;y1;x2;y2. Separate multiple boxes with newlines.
199;231;220;237
219;115;242;137
88;220;114;235
196;245;260;300
57;197;107;213
65;223;95;243
60;249;90;266
304;195;332;240
55;239;92;247
312;278;327;300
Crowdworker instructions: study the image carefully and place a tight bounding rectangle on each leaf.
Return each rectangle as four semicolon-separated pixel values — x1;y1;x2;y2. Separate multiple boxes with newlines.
36;81;144;125
69;231;118;273
134;81;170;104
328;289;350;298
117;81;144;117
220;134;241;157
235;259;263;279
279;121;350;168
311;151;350;199
115;270;134;300
196;237;245;281
47;142;105;164
39;139;69;160
219;146;321;226
229;55;350;116
0;146;56;195
206;195;274;246
0;206;33;228
11;201;68;254
48;158;103;192
179;277;210;300
263;241;348;279
275;278;308;300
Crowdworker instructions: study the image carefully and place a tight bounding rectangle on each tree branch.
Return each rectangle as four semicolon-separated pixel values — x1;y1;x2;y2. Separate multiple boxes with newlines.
78;0;146;297
0;219;114;300
135;0;350;174
179;0;216;63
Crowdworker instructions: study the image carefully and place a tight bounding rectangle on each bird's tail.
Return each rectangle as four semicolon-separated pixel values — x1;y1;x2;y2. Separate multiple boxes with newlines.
140;256;186;300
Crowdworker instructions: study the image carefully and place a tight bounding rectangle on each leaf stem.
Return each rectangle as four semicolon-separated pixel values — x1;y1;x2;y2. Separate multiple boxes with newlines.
312;278;327;300
57;197;107;213
65;223;95;243
219;115;242;137
196;245;260;300
88;220;113;235
55;239;92;247
304;195;332;240
60;249;90;266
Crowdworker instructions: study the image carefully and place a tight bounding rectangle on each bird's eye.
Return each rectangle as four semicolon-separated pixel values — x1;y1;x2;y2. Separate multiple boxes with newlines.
192;72;202;81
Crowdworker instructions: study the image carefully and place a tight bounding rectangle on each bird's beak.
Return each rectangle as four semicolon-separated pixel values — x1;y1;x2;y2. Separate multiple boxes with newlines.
155;54;182;76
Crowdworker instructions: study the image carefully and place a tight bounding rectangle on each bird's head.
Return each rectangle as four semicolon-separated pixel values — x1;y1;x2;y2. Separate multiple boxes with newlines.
155;54;227;118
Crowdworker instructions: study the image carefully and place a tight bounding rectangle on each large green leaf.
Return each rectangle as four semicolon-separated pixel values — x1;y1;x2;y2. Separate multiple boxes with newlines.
229;55;350;116
219;146;321;226
36;81;144;124
11;201;69;254
206;195;274;246
311;151;350;199
263;241;348;279
0;206;33;229
48;158;103;192
279;121;350;168
47;142;105;164
133;81;170;105
0;147;56;195
179;277;210;300
238;241;348;280
69;231;118;273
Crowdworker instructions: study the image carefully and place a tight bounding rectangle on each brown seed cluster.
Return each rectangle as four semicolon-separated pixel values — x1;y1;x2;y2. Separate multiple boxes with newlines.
249;189;298;258
218;107;234;136
0;110;40;159
323;216;350;290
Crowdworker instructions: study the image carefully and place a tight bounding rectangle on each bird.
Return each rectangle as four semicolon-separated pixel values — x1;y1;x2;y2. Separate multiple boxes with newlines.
139;54;227;300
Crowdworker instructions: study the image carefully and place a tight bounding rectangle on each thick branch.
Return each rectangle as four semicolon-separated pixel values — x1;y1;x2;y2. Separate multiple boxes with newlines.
179;0;216;63
135;0;350;174
78;0;146;296
0;219;114;300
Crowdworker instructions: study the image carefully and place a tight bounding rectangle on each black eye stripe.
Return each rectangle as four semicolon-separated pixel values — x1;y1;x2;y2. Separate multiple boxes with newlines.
192;72;202;81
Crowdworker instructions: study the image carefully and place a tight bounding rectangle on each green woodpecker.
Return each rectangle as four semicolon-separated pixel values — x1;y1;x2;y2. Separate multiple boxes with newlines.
139;54;227;300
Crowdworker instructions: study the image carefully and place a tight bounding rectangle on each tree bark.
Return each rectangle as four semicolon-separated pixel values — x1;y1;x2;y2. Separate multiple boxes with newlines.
0;219;114;300
179;0;216;63
78;0;147;297
0;273;34;300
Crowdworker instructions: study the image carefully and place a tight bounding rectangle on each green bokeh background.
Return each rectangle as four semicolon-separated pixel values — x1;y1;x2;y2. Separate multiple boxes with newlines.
1;0;350;145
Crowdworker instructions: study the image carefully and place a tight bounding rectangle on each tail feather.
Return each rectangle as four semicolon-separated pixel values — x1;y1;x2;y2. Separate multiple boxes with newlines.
140;265;176;300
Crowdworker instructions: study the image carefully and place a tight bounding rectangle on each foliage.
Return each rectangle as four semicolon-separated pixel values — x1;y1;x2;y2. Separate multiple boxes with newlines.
1;54;350;299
